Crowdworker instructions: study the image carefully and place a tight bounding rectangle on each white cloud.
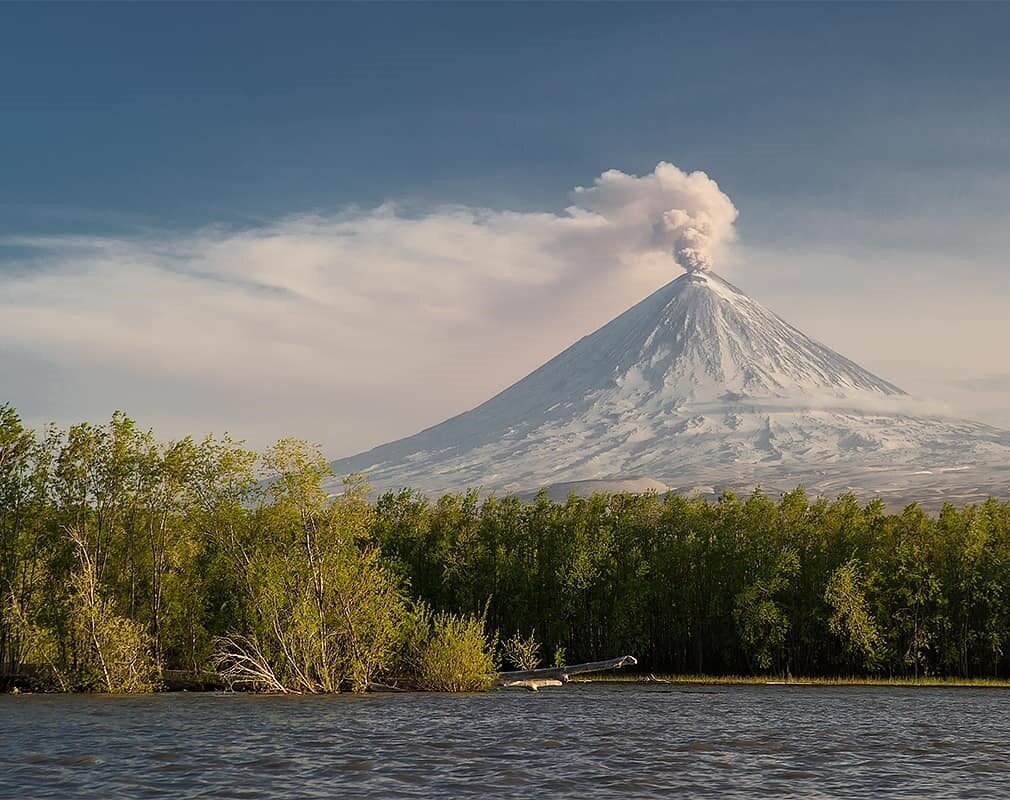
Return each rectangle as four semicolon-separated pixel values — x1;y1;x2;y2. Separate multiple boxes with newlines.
6;161;1009;453
730;241;1010;431
0;163;738;453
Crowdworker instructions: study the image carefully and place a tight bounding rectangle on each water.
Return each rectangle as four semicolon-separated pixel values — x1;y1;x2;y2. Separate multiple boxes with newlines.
3;684;1010;799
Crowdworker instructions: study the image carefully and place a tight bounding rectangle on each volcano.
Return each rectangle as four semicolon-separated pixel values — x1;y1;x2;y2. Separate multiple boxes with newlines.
330;270;1010;507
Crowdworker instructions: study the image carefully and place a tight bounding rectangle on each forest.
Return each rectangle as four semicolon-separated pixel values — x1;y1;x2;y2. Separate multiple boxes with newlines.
3;404;1010;692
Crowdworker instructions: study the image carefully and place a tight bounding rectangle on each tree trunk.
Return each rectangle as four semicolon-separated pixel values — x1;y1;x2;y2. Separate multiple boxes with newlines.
494;655;637;687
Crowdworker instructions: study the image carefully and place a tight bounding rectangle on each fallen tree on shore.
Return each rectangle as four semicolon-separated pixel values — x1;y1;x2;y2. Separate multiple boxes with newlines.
494;655;638;691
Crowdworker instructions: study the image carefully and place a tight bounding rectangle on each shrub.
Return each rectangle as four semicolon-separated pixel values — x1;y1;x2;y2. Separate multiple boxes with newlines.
407;606;497;692
501;630;542;671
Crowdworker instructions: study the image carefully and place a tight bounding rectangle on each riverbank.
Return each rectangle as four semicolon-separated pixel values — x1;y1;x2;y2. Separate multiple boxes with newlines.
10;671;1010;693
574;673;1010;689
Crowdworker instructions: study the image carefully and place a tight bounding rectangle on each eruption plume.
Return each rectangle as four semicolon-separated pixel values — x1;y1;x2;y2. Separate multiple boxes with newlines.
571;161;738;273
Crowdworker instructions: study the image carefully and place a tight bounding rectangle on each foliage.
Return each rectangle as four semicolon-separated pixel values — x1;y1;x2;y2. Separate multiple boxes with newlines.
552;645;567;668
825;560;884;671
215;442;407;693
65;526;158;692
5;404;1010;691
375;485;1010;679
501;630;542;671
405;604;497;692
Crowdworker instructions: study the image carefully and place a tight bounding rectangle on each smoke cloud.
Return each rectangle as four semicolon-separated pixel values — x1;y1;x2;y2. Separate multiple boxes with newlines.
0;162;740;451
570;162;738;272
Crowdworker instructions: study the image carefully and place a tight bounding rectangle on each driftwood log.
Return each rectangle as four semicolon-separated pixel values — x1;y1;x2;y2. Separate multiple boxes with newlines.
494;655;638;691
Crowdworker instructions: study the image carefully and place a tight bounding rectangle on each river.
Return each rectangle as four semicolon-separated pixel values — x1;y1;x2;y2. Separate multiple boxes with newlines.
4;684;1009;798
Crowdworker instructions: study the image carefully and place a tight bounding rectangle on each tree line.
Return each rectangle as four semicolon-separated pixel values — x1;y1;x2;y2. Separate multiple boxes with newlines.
0;406;494;692
3;404;1010;691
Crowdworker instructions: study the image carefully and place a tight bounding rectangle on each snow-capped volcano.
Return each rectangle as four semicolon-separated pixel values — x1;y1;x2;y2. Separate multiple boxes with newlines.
330;270;1010;507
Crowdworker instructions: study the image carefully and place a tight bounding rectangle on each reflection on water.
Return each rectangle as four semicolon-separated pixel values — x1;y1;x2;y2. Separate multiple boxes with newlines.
4;684;1010;798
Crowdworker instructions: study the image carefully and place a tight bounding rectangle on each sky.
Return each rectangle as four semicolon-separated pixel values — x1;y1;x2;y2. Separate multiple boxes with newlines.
2;2;1009;454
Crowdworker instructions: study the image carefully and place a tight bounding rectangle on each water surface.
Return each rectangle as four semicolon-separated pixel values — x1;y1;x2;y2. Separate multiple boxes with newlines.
4;684;1009;798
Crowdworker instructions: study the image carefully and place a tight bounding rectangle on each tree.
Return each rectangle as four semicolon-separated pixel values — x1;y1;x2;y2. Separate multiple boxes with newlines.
825;559;883;672
214;441;406;692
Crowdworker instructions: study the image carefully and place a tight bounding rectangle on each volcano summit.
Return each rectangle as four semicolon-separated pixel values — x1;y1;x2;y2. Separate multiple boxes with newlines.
331;270;1010;507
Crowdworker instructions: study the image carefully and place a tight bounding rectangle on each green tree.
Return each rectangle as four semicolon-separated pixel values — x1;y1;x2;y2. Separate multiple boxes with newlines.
825;559;883;672
215;441;406;692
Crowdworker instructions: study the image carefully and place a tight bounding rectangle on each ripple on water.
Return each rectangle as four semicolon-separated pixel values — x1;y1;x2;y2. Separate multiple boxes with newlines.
21;753;101;766
6;686;1010;799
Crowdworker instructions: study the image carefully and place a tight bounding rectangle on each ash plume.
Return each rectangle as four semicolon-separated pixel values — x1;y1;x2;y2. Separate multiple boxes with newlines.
570;161;738;273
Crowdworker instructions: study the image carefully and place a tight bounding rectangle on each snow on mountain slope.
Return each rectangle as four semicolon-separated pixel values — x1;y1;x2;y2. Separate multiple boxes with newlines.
329;270;1010;506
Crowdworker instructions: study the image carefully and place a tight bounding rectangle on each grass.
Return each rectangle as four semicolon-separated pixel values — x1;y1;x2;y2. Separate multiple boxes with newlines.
571;673;1010;688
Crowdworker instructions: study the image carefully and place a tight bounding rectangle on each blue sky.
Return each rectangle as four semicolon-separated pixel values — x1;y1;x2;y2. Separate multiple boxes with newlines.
2;2;1010;450
5;3;1008;236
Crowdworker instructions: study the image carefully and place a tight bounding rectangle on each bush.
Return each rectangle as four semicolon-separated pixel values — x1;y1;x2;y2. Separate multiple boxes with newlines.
501;630;542;671
407;606;497;692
